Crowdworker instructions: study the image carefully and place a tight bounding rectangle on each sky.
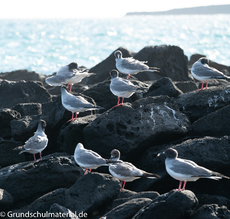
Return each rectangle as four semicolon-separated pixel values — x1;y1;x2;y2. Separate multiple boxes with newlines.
0;0;230;19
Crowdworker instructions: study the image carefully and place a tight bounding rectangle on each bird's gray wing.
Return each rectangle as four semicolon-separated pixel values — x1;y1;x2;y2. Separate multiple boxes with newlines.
195;64;227;79
78;150;106;165
24;134;48;151
169;158;212;177
122;58;148;71
111;162;143;177
63;94;95;109
111;78;137;92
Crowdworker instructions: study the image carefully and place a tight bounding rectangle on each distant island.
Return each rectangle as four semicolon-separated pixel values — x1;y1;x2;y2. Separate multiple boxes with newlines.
126;4;230;16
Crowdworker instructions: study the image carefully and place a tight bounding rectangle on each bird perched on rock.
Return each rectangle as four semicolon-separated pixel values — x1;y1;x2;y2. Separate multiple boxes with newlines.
110;69;140;108
15;120;48;161
46;62;95;92
114;50;160;79
191;57;230;91
108;149;160;189
61;87;101;123
158;148;230;191
74;143;108;175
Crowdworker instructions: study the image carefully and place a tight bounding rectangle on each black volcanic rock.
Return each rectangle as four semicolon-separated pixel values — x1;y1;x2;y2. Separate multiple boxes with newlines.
0;69;46;83
134;45;190;81
175;86;230;123
0;80;52;109
0;153;82;207
174;81;198;93
0;108;21;139
192;104;230;137
83;96;191;161
191;204;230;219
12;103;42;116
24;173;120;217
144;77;183;98
57;114;99;154
103;198;152;219
0;139;25;167
133;190;198;219
10;115;41;143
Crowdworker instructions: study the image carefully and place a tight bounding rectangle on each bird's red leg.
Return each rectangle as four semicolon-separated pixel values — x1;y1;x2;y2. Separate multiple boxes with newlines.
122;181;126;189
182;181;187;190
196;82;204;91
69;84;73;92
88;169;92;173
120;97;124;105
67;83;69;89
175;181;183;192
126;75;130;79
112;97;120;108
205;82;208;89
33;154;37;161
84;169;88;175
66;113;74;123
39;153;42;160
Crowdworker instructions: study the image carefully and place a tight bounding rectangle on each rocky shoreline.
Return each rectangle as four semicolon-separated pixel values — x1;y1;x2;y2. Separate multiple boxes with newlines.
0;45;230;218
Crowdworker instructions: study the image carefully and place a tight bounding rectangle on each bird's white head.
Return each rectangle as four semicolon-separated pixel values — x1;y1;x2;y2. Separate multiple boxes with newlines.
76;143;84;150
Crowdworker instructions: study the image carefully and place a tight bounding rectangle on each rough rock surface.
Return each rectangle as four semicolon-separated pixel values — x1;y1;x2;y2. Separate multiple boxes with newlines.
83;96;191;160
133;190;198;219
0;154;82;207
0;80;52;109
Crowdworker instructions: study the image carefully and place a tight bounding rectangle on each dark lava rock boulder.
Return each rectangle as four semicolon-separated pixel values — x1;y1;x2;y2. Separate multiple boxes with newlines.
103;198;152;219
88;47;135;84
0;188;14;210
83;96;191;161
192;104;230;137
10;115;41;143
175;85;230;123
134;45;190;81
57;114;99;154
0;153;82;207
144;77;183;98
190;204;230;219
174;81;198;93
133;190;198;219
24;173;120;217
12;103;42;116
0;80;52;109
0;108;21;139
83;78;149;113
0;69;46;83
0;139;25;167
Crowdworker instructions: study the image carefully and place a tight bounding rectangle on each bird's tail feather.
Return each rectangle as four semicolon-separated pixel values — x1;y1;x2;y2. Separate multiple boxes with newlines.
142;172;161;179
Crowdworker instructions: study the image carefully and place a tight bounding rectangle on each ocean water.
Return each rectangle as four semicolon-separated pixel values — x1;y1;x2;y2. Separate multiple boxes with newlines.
0;15;230;75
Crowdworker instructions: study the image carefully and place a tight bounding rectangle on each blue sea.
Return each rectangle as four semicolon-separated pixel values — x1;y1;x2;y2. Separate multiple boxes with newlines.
1;15;230;75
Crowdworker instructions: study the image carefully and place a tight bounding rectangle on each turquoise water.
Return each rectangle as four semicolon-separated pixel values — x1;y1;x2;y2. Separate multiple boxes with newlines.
1;15;230;75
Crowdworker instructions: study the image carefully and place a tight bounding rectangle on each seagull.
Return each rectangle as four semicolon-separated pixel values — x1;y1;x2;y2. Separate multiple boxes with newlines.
46;62;95;92
15;120;48;161
159;148;230;191
191;57;230;91
114;50;160;79
74;143;108;175
108;149;160;189
110;69;139;108
61;87;101;123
